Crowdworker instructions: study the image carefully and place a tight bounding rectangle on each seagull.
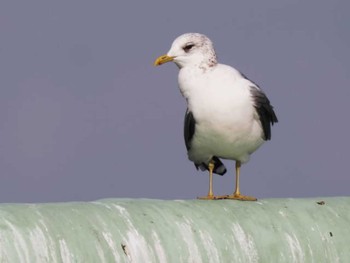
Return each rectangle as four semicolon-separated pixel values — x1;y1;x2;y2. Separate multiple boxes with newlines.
154;33;278;201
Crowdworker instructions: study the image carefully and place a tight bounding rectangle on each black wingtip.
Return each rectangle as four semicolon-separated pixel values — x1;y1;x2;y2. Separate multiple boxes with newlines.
212;156;227;176
212;156;227;175
195;157;227;176
249;86;278;141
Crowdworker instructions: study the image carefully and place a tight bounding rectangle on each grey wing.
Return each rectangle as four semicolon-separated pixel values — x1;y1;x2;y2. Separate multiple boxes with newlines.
184;109;195;151
250;86;278;141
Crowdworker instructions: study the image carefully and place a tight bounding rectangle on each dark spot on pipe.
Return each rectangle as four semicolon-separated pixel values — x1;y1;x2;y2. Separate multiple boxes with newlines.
317;201;325;205
121;243;129;256
329;232;333;237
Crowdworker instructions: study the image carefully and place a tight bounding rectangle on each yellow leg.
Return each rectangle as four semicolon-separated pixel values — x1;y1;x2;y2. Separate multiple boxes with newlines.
234;161;241;196
198;161;218;200
224;161;257;201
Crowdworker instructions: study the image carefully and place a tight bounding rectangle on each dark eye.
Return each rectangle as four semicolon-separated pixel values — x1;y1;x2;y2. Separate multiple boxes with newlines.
183;43;195;53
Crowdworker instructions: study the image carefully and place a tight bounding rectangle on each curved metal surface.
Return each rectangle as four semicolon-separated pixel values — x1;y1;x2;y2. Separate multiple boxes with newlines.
0;197;349;262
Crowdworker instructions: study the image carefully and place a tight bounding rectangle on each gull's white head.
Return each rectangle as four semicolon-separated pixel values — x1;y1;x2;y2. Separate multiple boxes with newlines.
154;33;217;69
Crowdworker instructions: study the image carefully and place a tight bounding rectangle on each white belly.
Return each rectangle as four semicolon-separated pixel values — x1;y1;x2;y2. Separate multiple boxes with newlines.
188;116;264;164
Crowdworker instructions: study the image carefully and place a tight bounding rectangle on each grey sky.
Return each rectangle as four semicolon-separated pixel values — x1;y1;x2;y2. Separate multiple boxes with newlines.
0;1;349;203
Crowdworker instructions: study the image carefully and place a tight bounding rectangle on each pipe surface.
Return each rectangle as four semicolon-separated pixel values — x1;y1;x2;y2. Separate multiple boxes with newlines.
0;197;349;262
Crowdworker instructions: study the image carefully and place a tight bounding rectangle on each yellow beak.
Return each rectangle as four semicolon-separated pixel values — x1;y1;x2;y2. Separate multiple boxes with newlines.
154;54;174;66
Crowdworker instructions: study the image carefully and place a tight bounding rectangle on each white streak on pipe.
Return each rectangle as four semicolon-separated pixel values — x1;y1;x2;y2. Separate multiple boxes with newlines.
5;220;30;263
102;231;121;262
59;239;73;263
231;223;259;263
176;218;202;263
152;231;167;263
285;233;304;263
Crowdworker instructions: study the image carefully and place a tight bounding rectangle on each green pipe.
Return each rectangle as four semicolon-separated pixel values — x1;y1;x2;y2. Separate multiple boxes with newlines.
0;197;349;262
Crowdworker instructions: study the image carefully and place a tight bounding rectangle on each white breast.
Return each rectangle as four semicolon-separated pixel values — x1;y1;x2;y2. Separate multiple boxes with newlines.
178;64;264;164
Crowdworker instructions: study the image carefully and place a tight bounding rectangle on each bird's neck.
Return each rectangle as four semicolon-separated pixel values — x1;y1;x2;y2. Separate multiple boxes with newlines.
178;64;216;101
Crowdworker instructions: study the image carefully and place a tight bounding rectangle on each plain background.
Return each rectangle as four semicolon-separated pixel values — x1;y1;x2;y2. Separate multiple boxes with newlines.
0;1;349;203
